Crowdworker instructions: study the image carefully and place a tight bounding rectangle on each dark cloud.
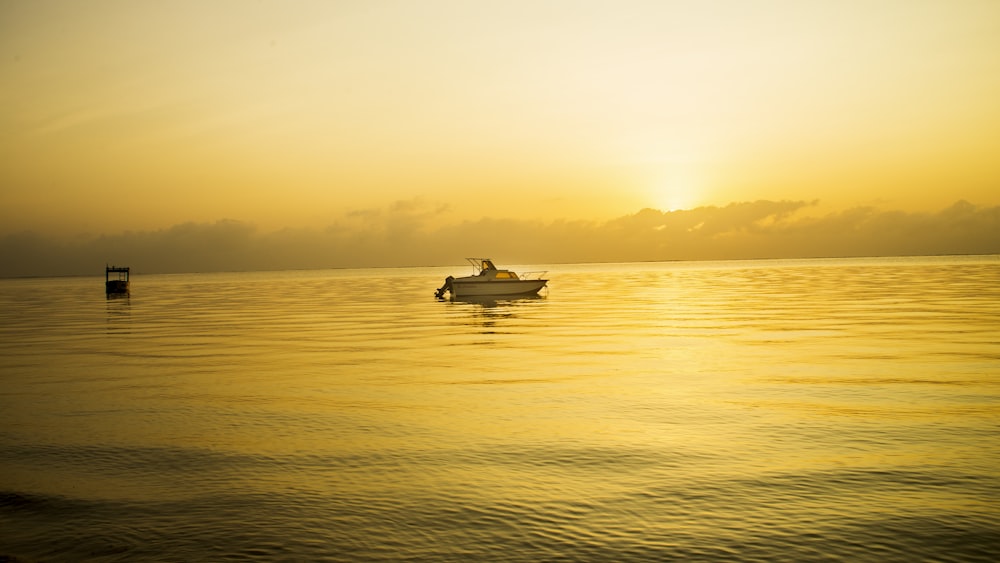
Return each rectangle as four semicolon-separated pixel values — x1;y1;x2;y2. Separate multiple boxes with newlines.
1;200;997;277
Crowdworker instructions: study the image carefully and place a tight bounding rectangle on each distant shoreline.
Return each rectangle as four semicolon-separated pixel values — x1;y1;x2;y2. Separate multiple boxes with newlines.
1;253;997;281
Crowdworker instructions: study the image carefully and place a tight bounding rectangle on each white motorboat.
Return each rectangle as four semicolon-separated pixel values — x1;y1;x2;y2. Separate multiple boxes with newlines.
435;258;547;299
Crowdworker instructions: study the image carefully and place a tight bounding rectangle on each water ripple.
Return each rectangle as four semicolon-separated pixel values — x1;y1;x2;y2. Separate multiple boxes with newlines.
1;258;998;561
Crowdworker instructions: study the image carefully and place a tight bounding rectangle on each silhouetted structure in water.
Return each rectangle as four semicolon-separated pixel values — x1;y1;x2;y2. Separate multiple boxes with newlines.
106;265;130;295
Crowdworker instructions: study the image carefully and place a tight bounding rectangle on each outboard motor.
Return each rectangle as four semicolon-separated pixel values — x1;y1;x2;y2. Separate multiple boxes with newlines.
435;276;454;299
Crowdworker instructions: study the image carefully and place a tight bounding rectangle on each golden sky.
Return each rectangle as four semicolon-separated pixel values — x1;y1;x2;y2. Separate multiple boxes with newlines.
2;0;999;240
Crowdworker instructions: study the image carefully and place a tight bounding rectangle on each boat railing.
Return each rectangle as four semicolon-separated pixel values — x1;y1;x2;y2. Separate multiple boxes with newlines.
520;271;547;280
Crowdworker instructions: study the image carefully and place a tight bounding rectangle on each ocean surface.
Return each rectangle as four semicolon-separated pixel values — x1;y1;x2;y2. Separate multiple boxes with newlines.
1;256;999;562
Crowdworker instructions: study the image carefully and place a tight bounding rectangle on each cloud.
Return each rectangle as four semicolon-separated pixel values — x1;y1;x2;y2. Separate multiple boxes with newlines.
0;200;997;277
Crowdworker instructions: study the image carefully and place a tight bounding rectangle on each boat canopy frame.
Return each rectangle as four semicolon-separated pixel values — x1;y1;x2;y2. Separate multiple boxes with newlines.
106;265;129;282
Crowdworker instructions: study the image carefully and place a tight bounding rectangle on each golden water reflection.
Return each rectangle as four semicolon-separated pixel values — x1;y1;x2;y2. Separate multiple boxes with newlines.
0;257;998;560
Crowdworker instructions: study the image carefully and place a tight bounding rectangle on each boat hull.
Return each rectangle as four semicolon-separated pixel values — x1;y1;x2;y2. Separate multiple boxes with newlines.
450;278;547;297
105;280;129;294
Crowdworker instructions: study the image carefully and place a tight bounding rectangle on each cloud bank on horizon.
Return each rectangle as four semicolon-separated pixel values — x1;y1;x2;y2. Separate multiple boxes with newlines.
1;200;997;277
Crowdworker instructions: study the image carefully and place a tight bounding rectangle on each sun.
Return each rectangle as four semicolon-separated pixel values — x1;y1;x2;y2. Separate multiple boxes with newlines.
650;172;702;212
659;190;695;212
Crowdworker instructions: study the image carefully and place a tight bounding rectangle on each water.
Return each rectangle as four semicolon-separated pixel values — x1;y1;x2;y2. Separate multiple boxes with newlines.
1;256;999;562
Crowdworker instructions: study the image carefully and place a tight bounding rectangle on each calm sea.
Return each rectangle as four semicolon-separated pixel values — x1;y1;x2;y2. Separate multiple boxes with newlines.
1;256;999;562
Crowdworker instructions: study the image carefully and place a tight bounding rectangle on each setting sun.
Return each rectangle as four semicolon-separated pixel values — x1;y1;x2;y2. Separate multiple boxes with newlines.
650;170;705;212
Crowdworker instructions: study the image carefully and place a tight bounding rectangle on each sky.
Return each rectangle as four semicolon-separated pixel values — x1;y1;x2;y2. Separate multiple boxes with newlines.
1;0;998;275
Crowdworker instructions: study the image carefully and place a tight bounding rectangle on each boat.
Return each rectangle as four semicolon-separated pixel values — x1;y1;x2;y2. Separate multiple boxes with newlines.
105;265;130;295
435;258;547;299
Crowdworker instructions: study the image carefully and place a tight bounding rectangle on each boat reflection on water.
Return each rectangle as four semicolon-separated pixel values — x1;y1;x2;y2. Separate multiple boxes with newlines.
446;293;546;309
445;293;546;334
105;292;131;335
